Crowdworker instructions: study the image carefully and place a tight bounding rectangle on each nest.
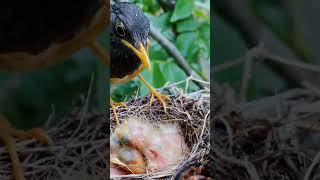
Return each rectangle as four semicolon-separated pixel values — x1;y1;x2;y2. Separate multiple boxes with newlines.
110;86;210;179
0;81;210;180
212;85;320;180
0;98;108;180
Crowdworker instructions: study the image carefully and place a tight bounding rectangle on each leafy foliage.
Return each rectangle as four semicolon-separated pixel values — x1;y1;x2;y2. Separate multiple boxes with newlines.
112;0;210;102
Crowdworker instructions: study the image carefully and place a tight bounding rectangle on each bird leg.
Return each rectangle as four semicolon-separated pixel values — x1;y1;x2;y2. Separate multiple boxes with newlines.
0;114;51;180
138;75;168;112
110;98;127;126
87;40;110;65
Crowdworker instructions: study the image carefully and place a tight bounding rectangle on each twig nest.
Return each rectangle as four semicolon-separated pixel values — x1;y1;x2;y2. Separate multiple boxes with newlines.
0;86;209;180
110;117;189;176
110;87;210;179
176;161;212;180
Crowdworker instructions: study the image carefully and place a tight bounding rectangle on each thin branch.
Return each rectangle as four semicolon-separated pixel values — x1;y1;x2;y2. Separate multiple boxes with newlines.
214;57;245;73
214;46;320;102
150;25;206;89
258;49;320;74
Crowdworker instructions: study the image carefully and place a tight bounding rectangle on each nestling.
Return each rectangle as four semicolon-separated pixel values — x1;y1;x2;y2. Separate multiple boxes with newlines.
110;117;189;176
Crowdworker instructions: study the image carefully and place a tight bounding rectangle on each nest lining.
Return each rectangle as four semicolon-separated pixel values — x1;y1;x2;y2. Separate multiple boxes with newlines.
0;86;210;180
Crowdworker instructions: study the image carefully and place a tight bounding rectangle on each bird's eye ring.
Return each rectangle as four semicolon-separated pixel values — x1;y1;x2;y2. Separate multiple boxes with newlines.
115;21;125;37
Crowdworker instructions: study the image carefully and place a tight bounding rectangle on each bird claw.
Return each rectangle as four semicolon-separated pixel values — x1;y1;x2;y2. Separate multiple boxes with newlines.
111;101;127;108
110;98;127;109
149;89;169;112
110;99;127;126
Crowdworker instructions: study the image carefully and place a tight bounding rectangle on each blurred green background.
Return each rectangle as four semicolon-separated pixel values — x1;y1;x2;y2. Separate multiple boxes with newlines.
213;0;320;100
111;0;210;102
0;30;108;130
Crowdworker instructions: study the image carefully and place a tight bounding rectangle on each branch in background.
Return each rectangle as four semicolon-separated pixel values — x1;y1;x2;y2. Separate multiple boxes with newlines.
215;47;320;101
214;58;245;73
150;25;206;89
216;48;320;75
214;0;320;88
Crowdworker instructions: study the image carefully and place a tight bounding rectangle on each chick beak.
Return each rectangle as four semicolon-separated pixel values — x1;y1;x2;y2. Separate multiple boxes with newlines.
110;157;135;174
121;39;151;70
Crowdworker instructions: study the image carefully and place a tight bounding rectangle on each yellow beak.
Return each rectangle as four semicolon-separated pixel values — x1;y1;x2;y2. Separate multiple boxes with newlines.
110;157;135;174
121;39;151;70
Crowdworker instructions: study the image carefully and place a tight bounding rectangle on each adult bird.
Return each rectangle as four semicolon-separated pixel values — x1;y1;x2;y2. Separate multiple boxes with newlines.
0;1;108;180
110;2;168;124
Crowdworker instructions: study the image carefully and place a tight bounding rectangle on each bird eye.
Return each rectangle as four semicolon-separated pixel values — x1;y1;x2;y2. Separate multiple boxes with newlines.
115;21;125;37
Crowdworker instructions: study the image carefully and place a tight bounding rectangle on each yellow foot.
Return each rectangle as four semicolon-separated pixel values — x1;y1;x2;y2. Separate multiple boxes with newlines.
149;87;169;112
0;114;51;180
138;75;169;112
110;98;126;126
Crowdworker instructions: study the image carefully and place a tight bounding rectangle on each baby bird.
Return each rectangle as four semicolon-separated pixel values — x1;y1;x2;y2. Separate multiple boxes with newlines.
110;117;188;177
110;146;146;174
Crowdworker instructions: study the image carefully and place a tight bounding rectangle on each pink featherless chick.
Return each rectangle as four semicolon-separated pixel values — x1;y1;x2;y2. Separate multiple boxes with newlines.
143;123;189;172
124;118;189;173
110;117;189;176
110;120;147;176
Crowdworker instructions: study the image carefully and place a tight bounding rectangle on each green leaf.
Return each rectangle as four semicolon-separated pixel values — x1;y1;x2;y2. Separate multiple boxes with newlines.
194;8;209;20
177;17;199;33
159;61;174;83
112;81;139;102
152;62;166;87
176;32;198;57
149;42;169;61
199;23;210;52
132;0;160;14
148;12;171;31
186;40;200;62
170;63;187;83
170;0;194;22
140;70;152;97
192;38;209;61
162;28;176;42
160;61;187;84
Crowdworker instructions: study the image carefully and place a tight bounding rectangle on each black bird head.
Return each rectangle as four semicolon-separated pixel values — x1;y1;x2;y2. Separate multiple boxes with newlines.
110;2;151;80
